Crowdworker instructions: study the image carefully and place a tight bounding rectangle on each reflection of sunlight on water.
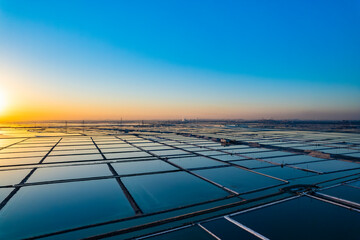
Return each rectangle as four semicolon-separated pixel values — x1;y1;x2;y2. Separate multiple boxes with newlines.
0;123;358;239
0;127;42;143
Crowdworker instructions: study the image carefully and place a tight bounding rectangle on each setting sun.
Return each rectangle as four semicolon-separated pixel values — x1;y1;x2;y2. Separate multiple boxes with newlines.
0;90;6;113
0;1;359;239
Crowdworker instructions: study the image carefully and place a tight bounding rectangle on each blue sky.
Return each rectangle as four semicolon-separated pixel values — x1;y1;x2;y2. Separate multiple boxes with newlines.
0;0;359;120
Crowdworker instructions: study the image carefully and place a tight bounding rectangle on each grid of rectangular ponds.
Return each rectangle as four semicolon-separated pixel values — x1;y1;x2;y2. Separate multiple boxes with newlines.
181;127;360;159
0;127;359;239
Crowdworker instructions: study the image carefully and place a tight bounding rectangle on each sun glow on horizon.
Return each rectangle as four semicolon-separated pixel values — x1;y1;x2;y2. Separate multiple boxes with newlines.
0;90;7;114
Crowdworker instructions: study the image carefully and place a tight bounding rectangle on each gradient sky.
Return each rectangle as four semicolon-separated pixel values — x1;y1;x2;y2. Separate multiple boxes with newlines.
0;0;359;121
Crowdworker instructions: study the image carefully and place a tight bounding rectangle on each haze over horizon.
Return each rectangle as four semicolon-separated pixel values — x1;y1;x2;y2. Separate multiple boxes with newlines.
1;1;359;121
